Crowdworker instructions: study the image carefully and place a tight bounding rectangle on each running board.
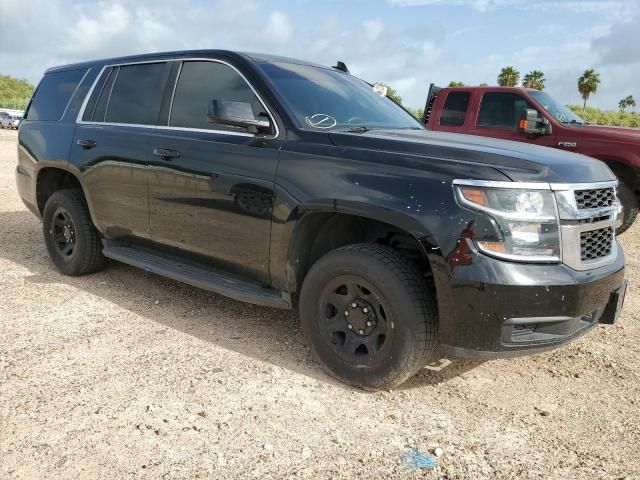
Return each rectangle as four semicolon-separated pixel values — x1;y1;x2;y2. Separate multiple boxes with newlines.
102;244;290;309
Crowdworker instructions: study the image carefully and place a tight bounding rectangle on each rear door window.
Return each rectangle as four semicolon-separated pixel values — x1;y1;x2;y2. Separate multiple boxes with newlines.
104;63;172;125
477;92;536;129
439;92;470;127
169;61;268;132
26;69;87;121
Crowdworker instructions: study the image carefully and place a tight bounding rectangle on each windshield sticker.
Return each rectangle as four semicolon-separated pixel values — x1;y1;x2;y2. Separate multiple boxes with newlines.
305;114;337;129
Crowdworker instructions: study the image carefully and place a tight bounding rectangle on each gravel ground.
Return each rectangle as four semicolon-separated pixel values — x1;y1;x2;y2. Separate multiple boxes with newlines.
0;128;639;479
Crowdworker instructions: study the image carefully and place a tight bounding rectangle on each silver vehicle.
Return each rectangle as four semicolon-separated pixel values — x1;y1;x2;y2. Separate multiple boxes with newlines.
0;112;10;127
0;114;21;129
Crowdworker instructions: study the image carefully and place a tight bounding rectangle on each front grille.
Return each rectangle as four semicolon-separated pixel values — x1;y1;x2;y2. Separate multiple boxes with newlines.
575;188;615;209
580;227;614;261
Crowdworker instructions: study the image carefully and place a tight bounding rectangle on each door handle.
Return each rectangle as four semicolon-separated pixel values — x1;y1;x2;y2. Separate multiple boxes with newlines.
77;139;97;149
153;148;181;160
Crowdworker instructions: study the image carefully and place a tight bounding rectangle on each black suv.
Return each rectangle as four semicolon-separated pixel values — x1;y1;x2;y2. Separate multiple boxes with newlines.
16;50;627;389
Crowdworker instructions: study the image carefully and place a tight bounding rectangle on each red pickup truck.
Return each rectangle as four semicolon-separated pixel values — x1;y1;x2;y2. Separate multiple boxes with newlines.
422;85;640;233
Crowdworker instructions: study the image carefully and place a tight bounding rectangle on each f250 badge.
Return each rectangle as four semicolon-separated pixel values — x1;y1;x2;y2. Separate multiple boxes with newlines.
559;141;578;148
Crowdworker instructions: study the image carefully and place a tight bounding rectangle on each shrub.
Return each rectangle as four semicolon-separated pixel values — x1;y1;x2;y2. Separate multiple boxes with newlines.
567;105;640;128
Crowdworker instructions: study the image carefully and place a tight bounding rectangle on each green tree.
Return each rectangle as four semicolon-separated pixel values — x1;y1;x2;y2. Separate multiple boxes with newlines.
619;95;636;112
0;74;35;109
577;69;601;110
497;66;520;87
375;83;402;104
408;108;424;122
479;82;489;87
522;70;546;90
448;81;465;87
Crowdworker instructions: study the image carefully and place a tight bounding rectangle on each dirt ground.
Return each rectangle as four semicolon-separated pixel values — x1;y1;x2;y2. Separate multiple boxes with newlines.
0;128;638;480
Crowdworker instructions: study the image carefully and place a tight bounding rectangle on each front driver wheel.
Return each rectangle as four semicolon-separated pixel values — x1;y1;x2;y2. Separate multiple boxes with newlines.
299;243;438;390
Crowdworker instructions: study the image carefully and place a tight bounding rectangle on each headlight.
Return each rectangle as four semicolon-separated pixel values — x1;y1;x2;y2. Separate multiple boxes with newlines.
454;181;560;262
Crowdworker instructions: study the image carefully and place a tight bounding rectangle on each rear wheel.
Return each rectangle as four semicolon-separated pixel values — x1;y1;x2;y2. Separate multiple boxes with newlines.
42;189;105;276
299;243;438;390
616;180;638;235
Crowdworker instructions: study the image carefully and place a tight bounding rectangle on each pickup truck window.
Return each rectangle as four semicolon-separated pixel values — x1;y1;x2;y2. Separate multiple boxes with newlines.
169;61;266;132
529;91;584;124
258;61;422;131
99;62;171;126
26;68;87;121
440;92;470;127
477;92;535;130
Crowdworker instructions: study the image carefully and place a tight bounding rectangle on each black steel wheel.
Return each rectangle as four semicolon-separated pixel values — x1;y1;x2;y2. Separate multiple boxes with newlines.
318;275;394;364
42;189;105;276
50;207;77;258
300;243;438;390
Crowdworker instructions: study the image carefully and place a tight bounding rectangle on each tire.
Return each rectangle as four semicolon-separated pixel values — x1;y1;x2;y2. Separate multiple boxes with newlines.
42;189;105;276
299;243;438;390
616;180;638;235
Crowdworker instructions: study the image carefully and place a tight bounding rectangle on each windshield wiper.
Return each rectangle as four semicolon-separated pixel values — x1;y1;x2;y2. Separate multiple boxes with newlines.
338;125;423;133
560;120;584;125
339;126;375;133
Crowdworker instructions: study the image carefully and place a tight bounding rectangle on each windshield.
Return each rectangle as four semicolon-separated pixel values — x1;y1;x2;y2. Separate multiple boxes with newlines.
257;61;423;131
529;91;584;124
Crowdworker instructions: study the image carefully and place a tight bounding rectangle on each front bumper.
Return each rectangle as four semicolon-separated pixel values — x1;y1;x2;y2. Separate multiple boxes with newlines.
433;242;626;359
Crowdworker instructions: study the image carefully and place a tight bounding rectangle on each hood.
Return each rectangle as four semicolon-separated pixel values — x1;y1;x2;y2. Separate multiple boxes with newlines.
329;128;616;184
577;124;640;143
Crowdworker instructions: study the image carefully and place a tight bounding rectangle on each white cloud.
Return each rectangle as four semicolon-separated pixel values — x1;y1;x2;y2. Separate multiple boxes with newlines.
0;0;638;111
389;0;498;10
362;19;384;41
389;0;636;17
266;11;294;44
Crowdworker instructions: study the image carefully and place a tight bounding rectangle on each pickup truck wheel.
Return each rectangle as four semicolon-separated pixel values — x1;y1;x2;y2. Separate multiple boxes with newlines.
299;243;437;390
42;189;105;276
616;181;638;235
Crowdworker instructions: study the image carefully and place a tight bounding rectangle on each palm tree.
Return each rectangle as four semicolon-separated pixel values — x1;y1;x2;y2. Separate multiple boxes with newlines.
577;69;601;110
522;70;546;90
629;95;637;112
619;98;628;112
497;66;520;87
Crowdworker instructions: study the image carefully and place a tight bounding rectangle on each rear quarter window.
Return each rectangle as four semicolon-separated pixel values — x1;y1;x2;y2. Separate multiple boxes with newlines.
440;92;470;127
26;69;87;121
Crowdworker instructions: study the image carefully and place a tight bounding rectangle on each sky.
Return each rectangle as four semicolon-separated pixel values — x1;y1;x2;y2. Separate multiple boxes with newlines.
0;0;638;110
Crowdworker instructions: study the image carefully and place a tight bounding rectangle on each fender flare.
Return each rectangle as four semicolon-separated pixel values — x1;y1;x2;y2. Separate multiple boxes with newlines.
277;198;441;292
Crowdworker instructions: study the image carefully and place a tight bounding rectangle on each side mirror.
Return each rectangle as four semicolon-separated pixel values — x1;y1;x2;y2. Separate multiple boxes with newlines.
519;108;551;136
207;100;271;134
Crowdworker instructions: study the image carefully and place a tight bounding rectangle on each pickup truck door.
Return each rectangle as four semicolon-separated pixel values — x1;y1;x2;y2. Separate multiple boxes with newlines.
467;92;557;148
147;59;280;284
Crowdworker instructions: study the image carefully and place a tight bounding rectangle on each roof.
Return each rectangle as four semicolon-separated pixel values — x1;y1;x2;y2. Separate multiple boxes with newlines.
442;86;538;92
45;49;330;74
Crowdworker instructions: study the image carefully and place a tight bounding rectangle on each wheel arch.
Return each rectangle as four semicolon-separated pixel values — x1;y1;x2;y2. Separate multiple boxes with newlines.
35;167;95;218
594;156;639;193
284;199;439;295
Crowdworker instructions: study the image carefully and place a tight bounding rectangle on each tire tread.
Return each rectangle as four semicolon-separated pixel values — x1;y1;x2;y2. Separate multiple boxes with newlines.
300;242;438;389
